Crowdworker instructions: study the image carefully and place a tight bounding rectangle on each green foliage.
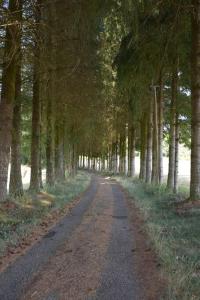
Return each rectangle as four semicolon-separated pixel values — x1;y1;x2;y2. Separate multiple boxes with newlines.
109;0;192;140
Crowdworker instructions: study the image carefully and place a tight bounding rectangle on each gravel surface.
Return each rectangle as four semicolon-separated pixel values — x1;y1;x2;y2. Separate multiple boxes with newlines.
0;175;148;300
0;177;98;300
95;181;143;299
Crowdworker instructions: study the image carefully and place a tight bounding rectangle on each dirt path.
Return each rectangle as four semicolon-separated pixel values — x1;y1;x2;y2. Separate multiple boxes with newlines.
0;176;163;300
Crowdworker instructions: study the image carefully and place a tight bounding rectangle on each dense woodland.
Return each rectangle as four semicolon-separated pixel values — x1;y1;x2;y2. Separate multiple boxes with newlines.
0;0;199;201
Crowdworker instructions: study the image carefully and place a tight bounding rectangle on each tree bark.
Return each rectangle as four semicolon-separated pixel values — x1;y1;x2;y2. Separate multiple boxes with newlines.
146;99;153;183
151;87;159;184
167;65;178;190
0;0;22;200
174;113;179;194
30;57;41;191
119;132;126;175
131;127;136;177
69;142;77;177
111;142;117;173
9;58;23;196
30;1;42;192
39;104;44;189
72;144;77;176
157;71;164;183
88;156;91;169
190;0;200;200
46;89;55;185
101;156;106;172
139;114;147;180
45;1;56;186
128;125;136;177
55;124;65;181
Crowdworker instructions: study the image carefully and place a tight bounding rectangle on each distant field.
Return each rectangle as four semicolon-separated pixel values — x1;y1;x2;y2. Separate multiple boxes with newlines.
7;158;190;192
135;157;190;187
7;166;46;191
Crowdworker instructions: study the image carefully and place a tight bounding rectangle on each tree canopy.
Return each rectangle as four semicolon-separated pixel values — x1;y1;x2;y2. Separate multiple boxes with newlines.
0;0;199;201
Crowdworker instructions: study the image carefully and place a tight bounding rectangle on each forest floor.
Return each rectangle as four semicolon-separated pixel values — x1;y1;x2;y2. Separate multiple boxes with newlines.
0;175;164;300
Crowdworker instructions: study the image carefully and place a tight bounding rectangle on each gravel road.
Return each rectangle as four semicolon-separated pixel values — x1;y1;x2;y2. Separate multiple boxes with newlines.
0;175;145;300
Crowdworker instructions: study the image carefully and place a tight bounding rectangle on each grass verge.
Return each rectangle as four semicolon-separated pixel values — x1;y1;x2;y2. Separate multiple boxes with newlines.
115;176;200;300
0;171;91;258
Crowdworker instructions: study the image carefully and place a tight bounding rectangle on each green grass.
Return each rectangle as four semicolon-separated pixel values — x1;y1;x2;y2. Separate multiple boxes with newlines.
115;176;200;300
0;172;91;258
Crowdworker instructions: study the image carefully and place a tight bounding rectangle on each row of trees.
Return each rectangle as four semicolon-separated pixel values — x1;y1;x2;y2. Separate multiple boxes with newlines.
94;0;199;201
0;0;199;201
81;0;199;201
0;0;104;199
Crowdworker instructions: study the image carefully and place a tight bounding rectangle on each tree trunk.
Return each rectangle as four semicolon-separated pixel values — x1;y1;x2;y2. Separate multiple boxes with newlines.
30;1;42;192
190;0;200;200
167;65;178;190
125;124;129;176
55;125;65;182
139;114;147;180
101;156;106;172
146;99;153;183
0;0;22;201
151;87;159;184
119;133;126;175
45;2;55;186
111;142;117;173
46;91;55;185
30;58;41;191
115;142;118;173
157;71;164;183
95;158;97;171
128;125;136;177
69;143;77;177
39;144;43;189
174;113;179;194
88;156;91;169
92;158;94;171
131;127;136;177
39;105;44;189
9;59;23;196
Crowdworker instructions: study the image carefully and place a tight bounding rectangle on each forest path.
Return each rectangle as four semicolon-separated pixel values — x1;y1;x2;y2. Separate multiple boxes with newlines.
0;175;161;300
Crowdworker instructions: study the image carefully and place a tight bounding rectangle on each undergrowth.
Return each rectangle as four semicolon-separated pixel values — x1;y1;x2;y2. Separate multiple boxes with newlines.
0;172;91;258
115;176;200;300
